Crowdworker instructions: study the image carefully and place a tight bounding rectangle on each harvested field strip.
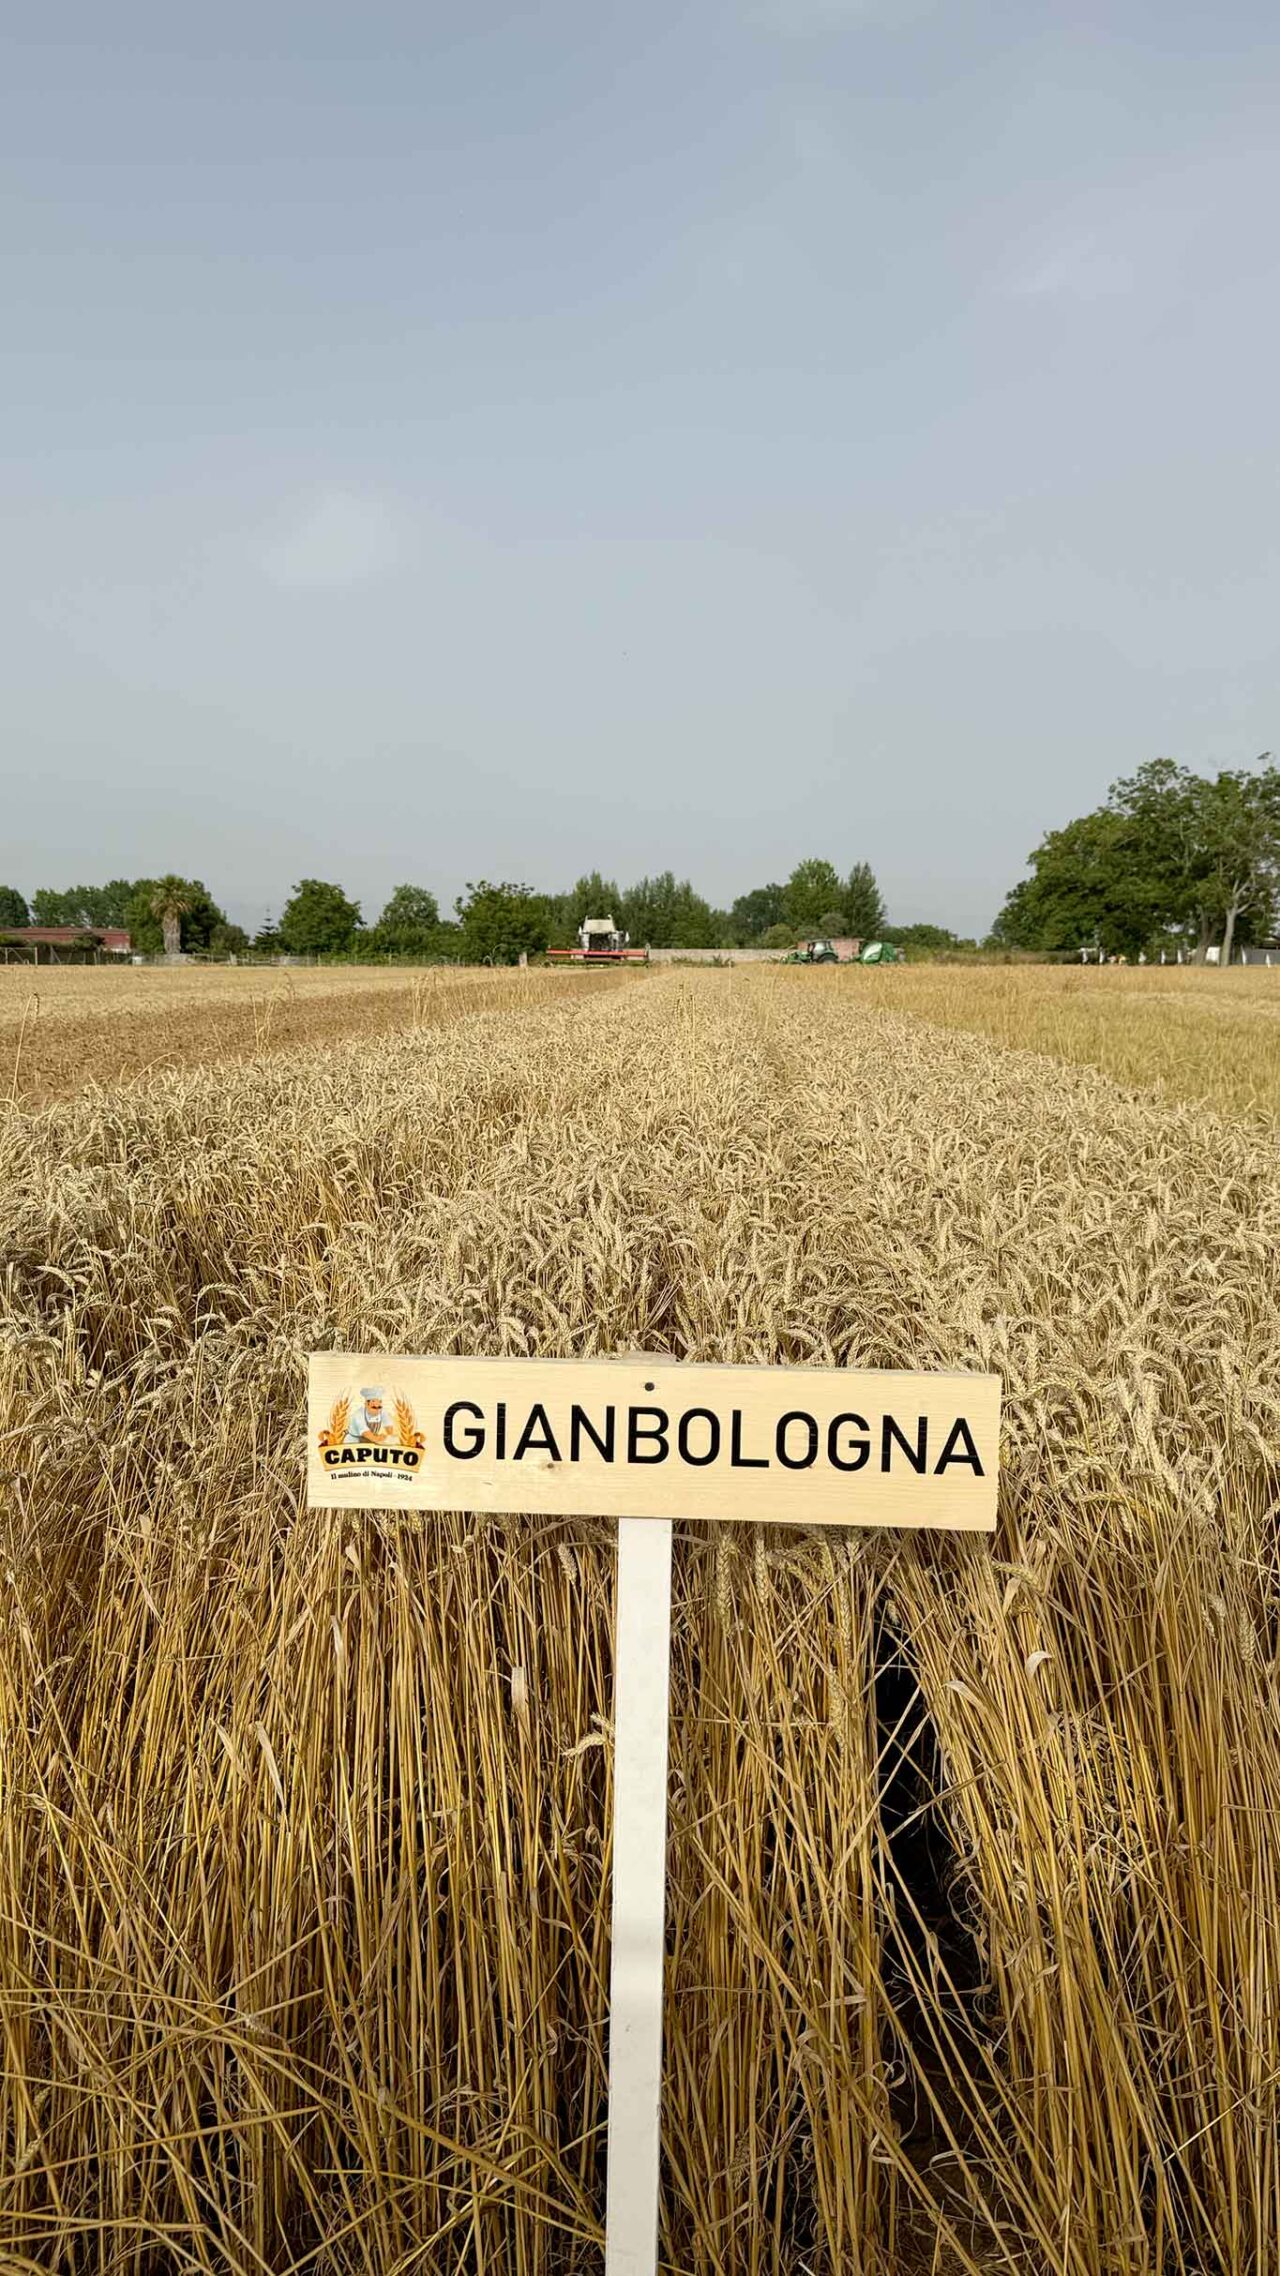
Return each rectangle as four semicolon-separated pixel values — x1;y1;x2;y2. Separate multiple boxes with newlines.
2;969;1279;2272
0;963;638;1107
822;961;1280;1122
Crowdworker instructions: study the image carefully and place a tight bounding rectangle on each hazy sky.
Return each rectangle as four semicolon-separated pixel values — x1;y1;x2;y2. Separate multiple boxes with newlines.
3;3;1278;936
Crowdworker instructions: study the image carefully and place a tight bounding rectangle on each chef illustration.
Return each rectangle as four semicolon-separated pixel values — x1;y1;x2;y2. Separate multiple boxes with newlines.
346;1388;396;1445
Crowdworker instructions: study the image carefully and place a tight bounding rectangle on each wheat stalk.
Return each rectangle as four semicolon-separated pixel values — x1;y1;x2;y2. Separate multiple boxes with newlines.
1;964;1278;2272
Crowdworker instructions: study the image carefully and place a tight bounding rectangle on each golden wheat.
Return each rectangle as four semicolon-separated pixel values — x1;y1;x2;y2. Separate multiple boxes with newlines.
1;967;1277;2272
827;959;1280;1122
0;962;637;1107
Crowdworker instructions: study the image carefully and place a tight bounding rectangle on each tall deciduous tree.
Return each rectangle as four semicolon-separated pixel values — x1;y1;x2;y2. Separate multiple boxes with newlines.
369;884;441;955
844;862;886;939
455;881;551;963
620;873;716;948
549;873;623;948
995;754;1280;959
0;886;30;928
31;881;135;928
993;811;1144;956
784;859;842;936
1192;760;1280;965
729;883;787;943
278;879;362;956
1106;759;1203;945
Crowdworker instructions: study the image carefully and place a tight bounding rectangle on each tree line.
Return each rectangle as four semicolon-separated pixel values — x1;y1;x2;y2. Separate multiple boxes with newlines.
0;859;921;962
0;877;245;957
994;756;1280;961
18;755;1267;968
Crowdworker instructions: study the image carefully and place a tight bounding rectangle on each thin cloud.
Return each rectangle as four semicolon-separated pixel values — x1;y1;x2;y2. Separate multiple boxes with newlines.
1008;234;1134;301
261;489;404;590
749;0;929;30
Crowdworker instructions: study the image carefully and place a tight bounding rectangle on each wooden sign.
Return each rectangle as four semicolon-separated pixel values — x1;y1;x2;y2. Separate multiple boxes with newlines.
307;1354;1000;1531
304;1347;999;2276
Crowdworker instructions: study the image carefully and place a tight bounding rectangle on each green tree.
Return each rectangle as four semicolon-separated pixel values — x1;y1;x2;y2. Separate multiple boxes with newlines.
0;886;29;928
817;909;847;939
151;877;193;957
888;923;970;958
668;890;717;949
620;873;716;947
124;877;227;956
1106;759;1203;945
844;862;886;939
760;922;796;948
548;872;624;949
729;883;787;942
369;884;441;956
993;812;1143;956
31;881;135;928
1191;760;1280;964
994;755;1280;960
254;917;284;954
97;880;136;929
784;859;843;936
209;921;251;957
31;889;73;925
278;879;362;956
429;919;465;962
455;881;551;964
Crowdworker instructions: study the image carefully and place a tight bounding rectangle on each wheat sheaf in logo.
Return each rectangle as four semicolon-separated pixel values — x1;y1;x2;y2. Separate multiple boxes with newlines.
318;1386;426;1476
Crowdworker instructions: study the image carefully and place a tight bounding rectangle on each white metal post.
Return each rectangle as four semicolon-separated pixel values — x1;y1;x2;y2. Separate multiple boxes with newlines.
604;1516;674;2276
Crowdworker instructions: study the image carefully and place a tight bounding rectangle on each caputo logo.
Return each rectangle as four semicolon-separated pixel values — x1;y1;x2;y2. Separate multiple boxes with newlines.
318;1386;425;1472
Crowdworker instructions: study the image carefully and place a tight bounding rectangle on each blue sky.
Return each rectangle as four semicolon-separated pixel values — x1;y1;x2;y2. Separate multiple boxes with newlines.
3;1;1278;935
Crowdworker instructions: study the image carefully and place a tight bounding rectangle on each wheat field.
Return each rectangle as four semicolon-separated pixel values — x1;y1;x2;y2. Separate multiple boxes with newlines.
835;961;1280;1124
2;965;1278;2273
0;964;633;1108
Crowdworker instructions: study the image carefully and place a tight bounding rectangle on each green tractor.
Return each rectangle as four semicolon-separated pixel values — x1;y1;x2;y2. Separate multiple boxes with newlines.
785;938;840;965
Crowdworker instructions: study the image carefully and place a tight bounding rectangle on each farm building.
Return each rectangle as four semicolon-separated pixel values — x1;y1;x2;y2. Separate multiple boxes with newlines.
0;925;132;964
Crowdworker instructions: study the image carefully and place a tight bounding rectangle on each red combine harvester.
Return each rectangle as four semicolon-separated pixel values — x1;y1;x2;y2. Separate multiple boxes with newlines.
547;916;649;965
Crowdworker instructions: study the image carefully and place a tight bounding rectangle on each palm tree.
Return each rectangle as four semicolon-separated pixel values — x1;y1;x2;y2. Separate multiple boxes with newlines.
150;876;193;959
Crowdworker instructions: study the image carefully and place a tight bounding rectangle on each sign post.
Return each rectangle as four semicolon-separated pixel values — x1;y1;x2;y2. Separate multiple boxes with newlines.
308;1353;1000;2276
604;1516;672;2276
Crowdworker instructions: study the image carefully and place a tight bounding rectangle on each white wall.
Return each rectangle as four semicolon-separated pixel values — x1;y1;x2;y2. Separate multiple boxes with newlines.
644;946;788;964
